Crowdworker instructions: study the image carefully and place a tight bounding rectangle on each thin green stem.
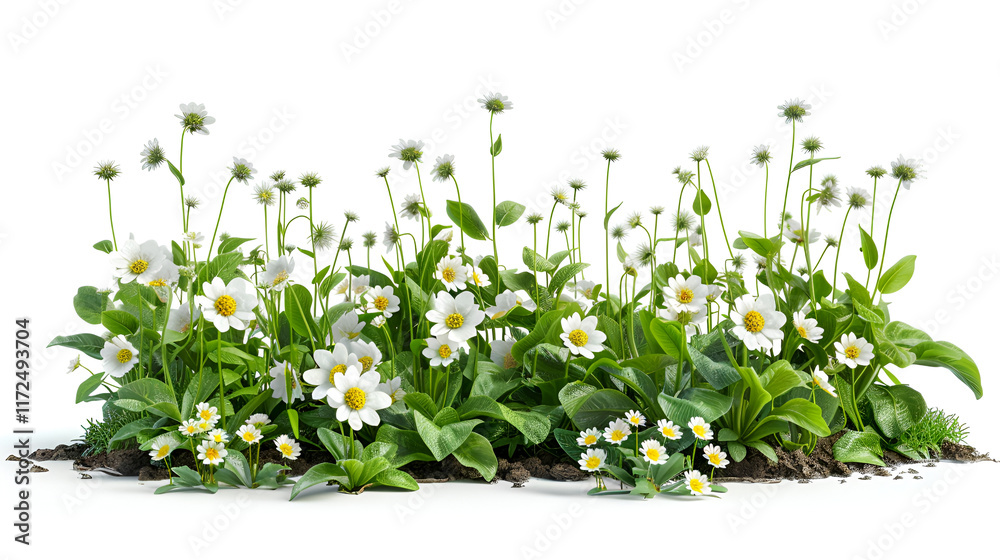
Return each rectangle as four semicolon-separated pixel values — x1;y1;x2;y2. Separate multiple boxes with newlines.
106;179;118;250
207;177;235;257
874;178;905;300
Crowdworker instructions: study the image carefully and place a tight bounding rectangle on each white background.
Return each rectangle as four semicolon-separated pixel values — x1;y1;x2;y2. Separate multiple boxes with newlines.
2;1;999;558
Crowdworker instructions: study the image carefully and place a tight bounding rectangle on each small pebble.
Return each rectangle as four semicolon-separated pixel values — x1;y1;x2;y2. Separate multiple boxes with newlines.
893;475;903;480
905;468;919;474
924;463;937;468
913;475;923;480
797;479;811;484
29;465;47;473
839;479;847;484
79;473;92;479
860;475;872;480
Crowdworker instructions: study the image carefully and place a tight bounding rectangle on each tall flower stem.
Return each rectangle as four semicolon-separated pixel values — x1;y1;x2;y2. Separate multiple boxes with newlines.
307;185;318;315
705;160;734;260
451;175;466;251
263;205;270;260
696;165;710;282
178;130;188;232
106;178;118;250
489;113;499;264
865;175;881;289
672;182;689;264
207;177;235;257
544;201;559;261
762;162;770;239
874;178;905;300
831;207;852;295
414;162;431;246
604;160;612;298
779;120;797;243
532;222;540;321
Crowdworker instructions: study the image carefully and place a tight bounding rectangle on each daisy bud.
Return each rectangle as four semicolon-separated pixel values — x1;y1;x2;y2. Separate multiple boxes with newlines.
274;179;297;194
94;161;121;181
375;166;391;178
525;213;544;225
690;146;709;162
601;149;621;162
478;92;513;114
269;170;286;182
296;197;309;210
299;172;322;188
800;136;823;154
229;157;256;184
865;165;888;179
140;139;166;171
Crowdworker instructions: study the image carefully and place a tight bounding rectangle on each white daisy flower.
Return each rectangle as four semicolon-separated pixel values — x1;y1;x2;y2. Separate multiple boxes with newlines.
196;277;259;333
302;346;362;401
148;435;174;461
334;275;370;304
777;98;811;124
348;339;382;373
624;409;647;428
465;264;491;288
330;311;366;343
639;439;669;465
577;428;601;447
261;255;295;292
111;237;169;284
246;414;270;427
139;138;165;171
400;193;423;221
658;304;708;340
66;355;82;374
383;222;400;253
196;440;228;466
372;315;386;328
365;285;400;317
388;139;424;170
834;333;875;369
783;219;820;245
810;367;838;397
435;256;468;292
703;444;730;469
268;360;303;404
603;418;632;446
560;281;595;312
559;313;607;359
236;424;263;445
578;448;607;472
478;92;514;113
176;102;216;135
182;231;205;246
376;377;406;404
663;274;709;314
705;284;724;303
100;335;138;378
490;337;519;369
274;434;301;461
430;154;456;182
195;418;215;433
426;291;485;343
326;367;392;431
687;416;714;441
195;402;220;424
485;289;537;319
206;429;229;444
730;293;786;352
423;334;467;367
146;261;179;287
685;470;711;495
656;419;683;440
891;154;923;190
792;311;824;343
179;419;203;437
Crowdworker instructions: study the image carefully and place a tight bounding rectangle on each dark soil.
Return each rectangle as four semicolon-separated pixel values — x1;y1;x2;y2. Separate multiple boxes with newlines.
28;443;86;461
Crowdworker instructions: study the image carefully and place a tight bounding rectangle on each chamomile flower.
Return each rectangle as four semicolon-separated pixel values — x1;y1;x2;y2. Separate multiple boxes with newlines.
687;417;714;441
810;367;838;397
166;304;200;334
148;435;174;461
815;183;842;213
559;313;607;359
466;264;491;288
624;410;647;428
422;334;467;367
100;335;139;378
703;444;729;469
377;377;406;404
685;470;711;495
640;439;669;465
777;98;811;124
229;157;256;184
302;346;362;401
846;187;870;210
111;237;169;284
577;428;601;447
603;419;632;445
730;293;786;351
331;311;366;343
195;402;220;424
435;256;468;291
140;138;165;171
578;448;607;472
490;337;519;370
430;154;456;181
261;255;295;292
179;419;202;437
195;418;215;432
834;333;875;369
400;194;423;221
235;424;263;445
176;102;215;135
350;340;383;373
783;219;820;245
478;92;513;113
383;222;401;253
891;154;923;189
663;274;709;314
326;367;392;431
274;435;301;461
388;139;424;170
751;144;772;167
66;355;82;374
206;429;230;444
268;360;303;404
792;311;824;343
656;419;683;440
365;285;400;318
146;261;179;287
426;291;485;343
197;440;228;466
246;414;271;427
485;289;537;319
196;277;258;333
253;182;276;206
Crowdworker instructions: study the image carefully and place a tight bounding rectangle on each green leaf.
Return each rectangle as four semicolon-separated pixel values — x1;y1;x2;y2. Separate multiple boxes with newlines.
495;201;526;227
832;430;885;466
74;287;109;325
110;416;157;443
522;247;555;273
767;398;830;437
604;202;623;229
374;468;419;491
687;345;740;389
737;231;773;258
649;319;686;360
217;236;256;256
877;255;916;295
101;310;139;336
93;240;114;254
48;333;106;360
457;396;551;444
317;427;360;461
75;372;106;403
882;321;932;348
113;378;180;420
413;411;480;462
859;226;879;270
548;262;589;295
558;384;638;429
511;309;564;363
866;385;927;439
490;134;502;157
222;449;254;487
403;392;439;420
657;388;733;425
451;432;498;481
792;156;841;172
284;284;319;340
759;360;805;399
167;160;185;186
692;189;712;216
289;463;348;500
746;440;779;463
911;341;983;399
446;200;491;241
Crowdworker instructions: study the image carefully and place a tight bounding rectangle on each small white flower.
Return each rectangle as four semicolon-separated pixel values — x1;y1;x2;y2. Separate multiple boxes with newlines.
656;419;683;440
268;360;303;404
195;402;220;424
485;289;537;319
349;339;382;373
730;293;787;352
261;255;295;292
577;428;601;447
792;311;824;343
176;102;216;135
365;285;400;317
377;377;406;404
179;419;203;437
326;367;392;431
334;275;370;304
783;219;820;245
465;264;491;289
777;98;811;124
302;345;362;401
639;439;669;465
703;444;730;469
111;237;170;284
663;274;709;314
400;194;423;221
684;470;711;495
146;261;179;287
687;416;714;441
372;315;386;328
423;334;468;367
426;291;485;343
658;303;708;340
810;367;838;397
559;313;607;359
100;335;138;378
603;418;632;446
182;231;205;245
196;277;259;333
246;414;270;427
435;256;468;291
148;435;174;461
478;92;514;113
624;409;646;427
66;355;82;374
578;448;607;472
388;139;424;170
236;424;263;445
835;333;875;369
331;311;366;343
196;440;228;466
490;337;519;370
274;434;301;461
891;154;923;190
206;429;229;444
382;222;400;253
430;154;456;182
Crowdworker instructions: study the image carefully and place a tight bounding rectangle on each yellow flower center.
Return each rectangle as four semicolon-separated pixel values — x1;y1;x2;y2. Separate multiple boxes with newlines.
154;447;170;460
359;356;373;372
688;477;704;493
242;431;257;442
610;429;626;442
279;443;294;457
445;313;464;329
708;452;721;465
199;410;214;420
629;415;641;425
568;329;589;347
214;294;237;317
662;427;676;438
693;425;706;438
743;310;765;333
129;259;149;274
344;387;366;410
472;272;483;285
148;278;168;287
845;346;860;360
677;288;694;304
441;267;456;283
797;326;808;338
438;344;452;359
116;348;133;364
646;448;661;461
583;434;597;445
585;455;602;469
328;364;347;384
371;296;390;311
503;353;517;369
272;270;289;286
185;425;197;434
204;448;220;461
213;434;224;443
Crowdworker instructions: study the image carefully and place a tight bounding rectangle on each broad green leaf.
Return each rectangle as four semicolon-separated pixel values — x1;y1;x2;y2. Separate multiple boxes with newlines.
859;226;878;270
76;372;105;403
413;411;480;462
167;160;185;186
457;396;550;444
911;341;983;399
289;463;348;500
657;388;733;425
522;247;555;273
93;240;114;254
374;468;419;491
559;384;638;429
113;378;180;420
490;134;502;157
692;189;712;216
495;201;526;227
284;284;319;340
101;310;139;336
767;398;830;437
451;432;498;481
877;255;916;295
759;360;805;399
832;430;885;466
737;231;773;258
548;262;589;295
48;333;106;360
73;287;109;325
649;318;685;360
446;200;491;241
866;385;926;439
792;156;840;172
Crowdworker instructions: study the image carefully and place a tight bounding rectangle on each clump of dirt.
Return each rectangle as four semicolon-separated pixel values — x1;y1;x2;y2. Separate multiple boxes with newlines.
28;443;85;462
73;448;150;476
720;435;851;482
939;441;990;462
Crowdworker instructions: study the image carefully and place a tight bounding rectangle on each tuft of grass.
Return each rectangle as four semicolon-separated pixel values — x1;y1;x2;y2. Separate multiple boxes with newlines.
78;409;143;457
897;408;969;458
